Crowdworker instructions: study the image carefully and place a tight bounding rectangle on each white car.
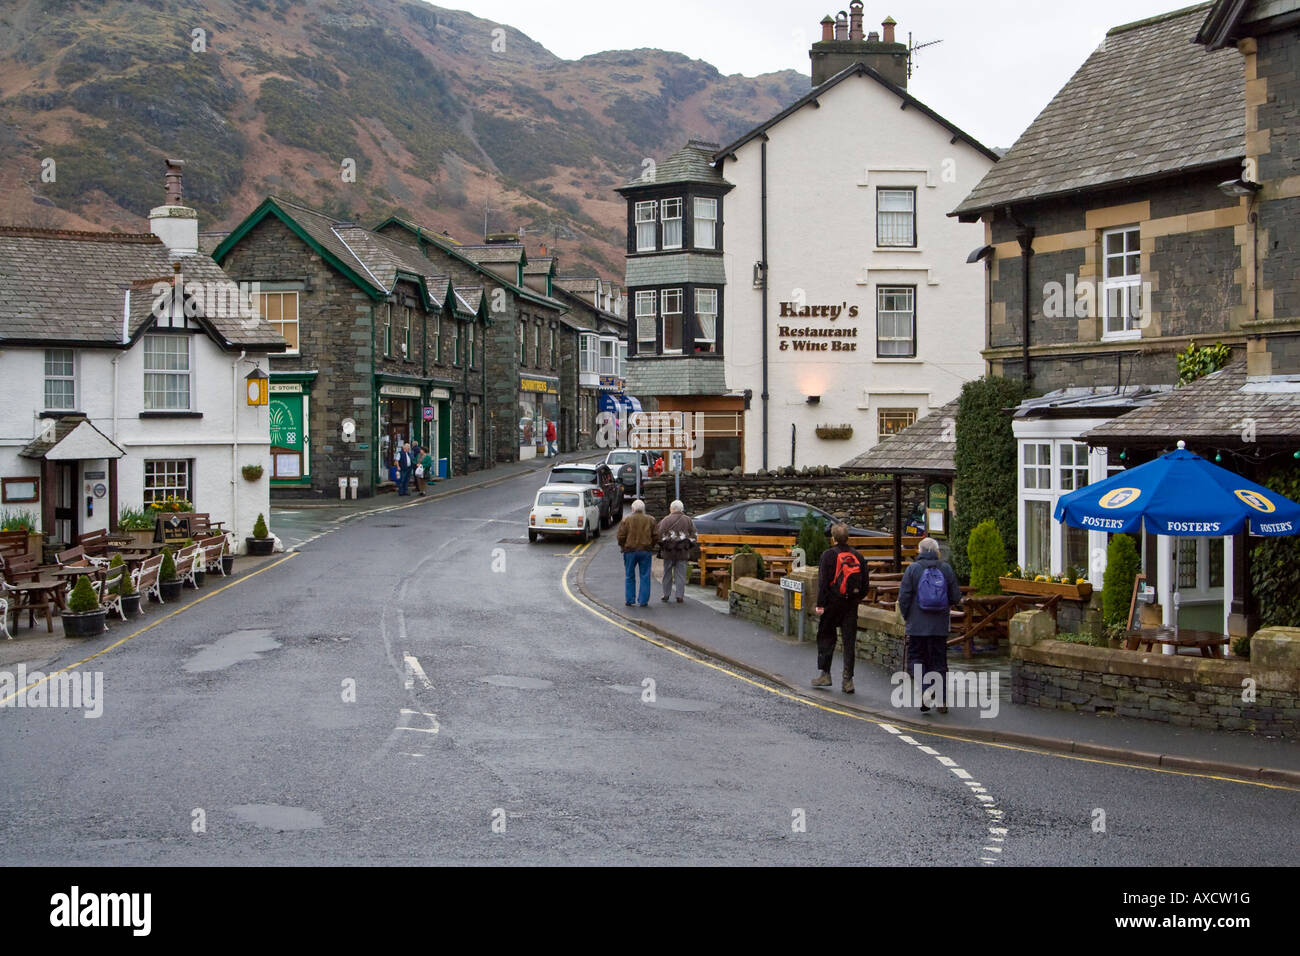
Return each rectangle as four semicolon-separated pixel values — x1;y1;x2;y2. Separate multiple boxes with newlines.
528;484;601;543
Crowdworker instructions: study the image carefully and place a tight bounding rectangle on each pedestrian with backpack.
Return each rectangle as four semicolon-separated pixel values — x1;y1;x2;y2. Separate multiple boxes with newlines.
897;537;963;713
813;524;868;693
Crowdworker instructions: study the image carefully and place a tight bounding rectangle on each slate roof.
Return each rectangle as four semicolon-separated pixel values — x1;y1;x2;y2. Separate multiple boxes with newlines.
619;140;731;191
523;256;554;276
625;254;727;287
0;227;286;351
19;416;125;460
457;244;526;265
953;4;1244;217
841;401;959;475
623;357;728;396
1083;362;1300;445
554;277;600;294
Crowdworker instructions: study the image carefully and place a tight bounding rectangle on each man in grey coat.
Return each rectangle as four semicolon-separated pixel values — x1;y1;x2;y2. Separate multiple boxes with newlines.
897;537;963;713
657;500;697;603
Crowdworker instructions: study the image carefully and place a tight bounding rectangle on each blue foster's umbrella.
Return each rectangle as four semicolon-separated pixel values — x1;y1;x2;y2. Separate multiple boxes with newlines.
1054;441;1300;537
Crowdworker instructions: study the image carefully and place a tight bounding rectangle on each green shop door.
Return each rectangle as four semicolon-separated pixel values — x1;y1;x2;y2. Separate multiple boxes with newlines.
269;392;308;483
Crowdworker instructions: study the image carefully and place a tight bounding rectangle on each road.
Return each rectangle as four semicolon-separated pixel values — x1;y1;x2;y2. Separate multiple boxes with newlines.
2;468;1298;865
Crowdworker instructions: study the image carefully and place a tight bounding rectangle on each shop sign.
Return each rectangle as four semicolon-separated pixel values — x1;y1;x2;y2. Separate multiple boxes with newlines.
599;375;623;390
270;383;303;394
380;384;422;398
430;388;451;400
776;300;860;353
423;406;435;422
84;471;106;480
520;377;558;394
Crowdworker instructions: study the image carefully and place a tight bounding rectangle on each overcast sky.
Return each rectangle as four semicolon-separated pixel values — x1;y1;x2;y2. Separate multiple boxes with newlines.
437;0;1199;148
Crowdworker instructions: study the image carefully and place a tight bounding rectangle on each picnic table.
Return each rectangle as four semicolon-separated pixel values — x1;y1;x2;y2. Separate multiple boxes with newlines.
1125;627;1229;658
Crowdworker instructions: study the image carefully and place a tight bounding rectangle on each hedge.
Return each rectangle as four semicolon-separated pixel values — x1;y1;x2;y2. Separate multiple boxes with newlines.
951;376;1027;580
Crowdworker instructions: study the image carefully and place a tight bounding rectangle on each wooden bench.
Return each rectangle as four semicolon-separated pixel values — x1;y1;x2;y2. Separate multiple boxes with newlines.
696;534;797;586
134;554;164;606
1125;626;1229;658
77;529;112;557
847;535;922;569
197;536;228;576
55;545;90;567
0;531;30;558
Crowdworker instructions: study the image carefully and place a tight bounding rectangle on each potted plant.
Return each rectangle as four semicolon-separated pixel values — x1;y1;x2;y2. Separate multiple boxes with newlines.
241;463;264;482
220;533;235;575
116;504;156;549
191;547;206;588
1;509;43;557
62;574;106;637
246;513;275;556
159;547;183;602
111;553;141;618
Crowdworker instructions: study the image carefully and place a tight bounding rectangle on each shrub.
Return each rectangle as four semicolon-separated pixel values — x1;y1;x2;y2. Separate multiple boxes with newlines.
733;544;765;580
951;376;1027;580
1176;340;1232;386
109;553;136;596
1231;635;1251;659
66;575;100;614
966;519;1006;595
796;511;828;568
1102;534;1141;629
252;513;269;539
160;547;177;583
1251;466;1300;628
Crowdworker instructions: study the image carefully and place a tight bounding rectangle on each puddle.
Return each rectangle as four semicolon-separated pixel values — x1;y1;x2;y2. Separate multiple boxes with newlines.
230;803;324;831
479;674;554;690
184;630;280;673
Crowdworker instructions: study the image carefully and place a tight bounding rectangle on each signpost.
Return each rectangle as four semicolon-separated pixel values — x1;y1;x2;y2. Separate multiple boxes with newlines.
781;576;805;640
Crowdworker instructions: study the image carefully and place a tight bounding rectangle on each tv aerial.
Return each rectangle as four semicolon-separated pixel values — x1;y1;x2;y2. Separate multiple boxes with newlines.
907;32;943;79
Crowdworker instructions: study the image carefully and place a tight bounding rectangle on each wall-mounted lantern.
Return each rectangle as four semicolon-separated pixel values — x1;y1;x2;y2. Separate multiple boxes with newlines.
246;366;269;406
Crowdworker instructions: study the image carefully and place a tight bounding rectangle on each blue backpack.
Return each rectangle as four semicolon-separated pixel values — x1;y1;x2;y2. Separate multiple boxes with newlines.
917;565;949;612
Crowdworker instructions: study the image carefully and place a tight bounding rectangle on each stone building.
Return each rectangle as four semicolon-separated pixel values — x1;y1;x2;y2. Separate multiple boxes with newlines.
213;198;490;498
552;276;629;450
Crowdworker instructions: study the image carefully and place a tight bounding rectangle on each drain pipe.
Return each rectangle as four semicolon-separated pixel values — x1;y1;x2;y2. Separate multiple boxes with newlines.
761;136;770;470
232;349;245;546
791;422;796;468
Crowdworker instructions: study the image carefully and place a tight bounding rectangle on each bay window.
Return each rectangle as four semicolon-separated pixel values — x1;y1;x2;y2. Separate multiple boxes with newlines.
635;291;657;351
635;201;657;252
661;288;683;353
661;198;683;249
694;288;717;353
693;198;717;249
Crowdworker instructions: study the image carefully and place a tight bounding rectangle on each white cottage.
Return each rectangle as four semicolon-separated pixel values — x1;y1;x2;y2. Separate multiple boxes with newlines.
714;6;997;469
0;161;285;552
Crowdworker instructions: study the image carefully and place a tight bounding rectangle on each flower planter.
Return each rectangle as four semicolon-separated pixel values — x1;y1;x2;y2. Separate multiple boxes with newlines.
221;555;235;575
999;577;1093;600
62;609;106;638
191;569;206;588
159;580;183;602
120;529;155;550
120;594;142;618
246;537;274;556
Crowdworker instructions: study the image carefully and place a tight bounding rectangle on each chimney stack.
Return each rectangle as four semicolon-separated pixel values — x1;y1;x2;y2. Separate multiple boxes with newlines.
809;10;908;88
149;157;199;257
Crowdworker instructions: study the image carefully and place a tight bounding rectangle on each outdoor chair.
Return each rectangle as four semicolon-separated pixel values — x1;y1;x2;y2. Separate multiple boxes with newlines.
198;536;227;576
0;553;41;583
55;545;89;567
133;554;163;606
94;564;126;622
174;544;200;588
76;529;112;557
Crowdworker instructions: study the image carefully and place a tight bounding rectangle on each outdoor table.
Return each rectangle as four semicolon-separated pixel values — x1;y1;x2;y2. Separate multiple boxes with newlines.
47;565;106;602
7;579;68;621
1126;627;1228;658
116;550;156;571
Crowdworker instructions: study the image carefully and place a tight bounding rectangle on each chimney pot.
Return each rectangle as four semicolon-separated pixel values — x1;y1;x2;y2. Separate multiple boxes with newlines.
867;31;880;42
164;158;185;206
882;16;897;44
849;1;864;41
834;11;848;41
820;15;834;42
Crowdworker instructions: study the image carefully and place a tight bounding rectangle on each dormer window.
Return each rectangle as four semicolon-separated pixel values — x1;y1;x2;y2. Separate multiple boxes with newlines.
635;201;657;252
694;198;717;249
661;198;683;249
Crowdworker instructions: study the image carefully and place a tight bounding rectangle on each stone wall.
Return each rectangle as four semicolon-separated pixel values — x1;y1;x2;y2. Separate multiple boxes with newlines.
728;571;906;672
640;471;927;530
1010;611;1300;735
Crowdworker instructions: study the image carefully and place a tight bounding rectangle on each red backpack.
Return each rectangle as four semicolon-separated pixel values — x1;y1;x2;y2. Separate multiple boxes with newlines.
831;549;864;599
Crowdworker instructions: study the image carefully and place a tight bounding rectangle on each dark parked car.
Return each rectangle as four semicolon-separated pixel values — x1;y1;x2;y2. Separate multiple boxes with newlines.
547;463;625;527
603;448;661;494
692;499;887;538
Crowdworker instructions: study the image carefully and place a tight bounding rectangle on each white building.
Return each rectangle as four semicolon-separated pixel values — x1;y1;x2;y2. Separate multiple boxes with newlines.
714;6;997;469
0;161;285;551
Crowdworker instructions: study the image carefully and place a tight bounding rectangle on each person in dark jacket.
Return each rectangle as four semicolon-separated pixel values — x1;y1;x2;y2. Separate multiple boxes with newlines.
897;537;963;712
813;525;868;694
656;500;696;603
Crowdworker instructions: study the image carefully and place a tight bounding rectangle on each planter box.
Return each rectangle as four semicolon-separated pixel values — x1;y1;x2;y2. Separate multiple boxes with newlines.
191;569;206;588
159;580;183;602
120;593;142;618
221;555;235;576
119;529;155;550
62;609;106;638
246;537;274;556
999;577;1093;600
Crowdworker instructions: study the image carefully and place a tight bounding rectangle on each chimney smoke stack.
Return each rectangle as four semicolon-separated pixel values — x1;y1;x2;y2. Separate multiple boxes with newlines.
849;1;864;41
164;158;185;206
882;16;897;45
834;11;847;41
820;15;834;42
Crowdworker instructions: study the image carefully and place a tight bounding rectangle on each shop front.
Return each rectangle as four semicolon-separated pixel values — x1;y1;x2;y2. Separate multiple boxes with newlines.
519;375;559;460
378;382;424;481
427;386;453;479
268;375;313;487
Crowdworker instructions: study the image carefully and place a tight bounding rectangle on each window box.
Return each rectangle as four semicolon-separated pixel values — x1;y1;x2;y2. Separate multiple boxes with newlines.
999;577;1092;601
815;424;854;440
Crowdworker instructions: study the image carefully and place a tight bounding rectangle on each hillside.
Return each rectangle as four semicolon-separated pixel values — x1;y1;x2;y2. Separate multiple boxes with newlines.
0;0;807;276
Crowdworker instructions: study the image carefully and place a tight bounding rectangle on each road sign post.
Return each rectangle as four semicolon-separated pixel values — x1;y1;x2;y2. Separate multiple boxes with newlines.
781;576;805;641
